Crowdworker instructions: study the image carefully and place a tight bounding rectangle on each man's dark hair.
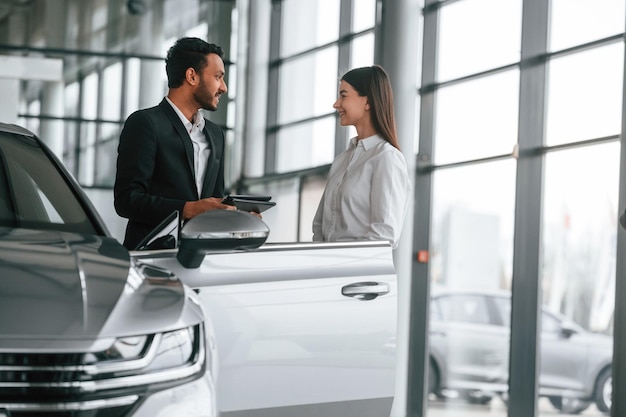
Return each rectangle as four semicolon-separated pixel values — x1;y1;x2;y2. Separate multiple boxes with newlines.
165;37;224;88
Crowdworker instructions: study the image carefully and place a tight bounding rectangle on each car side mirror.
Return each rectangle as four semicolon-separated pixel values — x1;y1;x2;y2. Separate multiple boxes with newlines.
177;210;269;268
559;321;578;339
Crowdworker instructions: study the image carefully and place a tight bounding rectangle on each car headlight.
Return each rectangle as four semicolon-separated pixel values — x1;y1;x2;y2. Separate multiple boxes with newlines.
81;324;205;393
146;326;195;372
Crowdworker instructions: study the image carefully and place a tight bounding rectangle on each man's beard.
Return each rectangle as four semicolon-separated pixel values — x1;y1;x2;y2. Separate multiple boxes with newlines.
195;78;218;111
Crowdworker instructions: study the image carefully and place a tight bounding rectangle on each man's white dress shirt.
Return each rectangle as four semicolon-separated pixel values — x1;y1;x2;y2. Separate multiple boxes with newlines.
166;97;210;198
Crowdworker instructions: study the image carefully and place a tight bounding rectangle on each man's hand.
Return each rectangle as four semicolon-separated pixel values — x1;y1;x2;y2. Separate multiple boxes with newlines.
183;197;236;220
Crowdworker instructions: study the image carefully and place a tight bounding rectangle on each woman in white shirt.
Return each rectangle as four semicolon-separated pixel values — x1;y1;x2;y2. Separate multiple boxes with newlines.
312;65;411;248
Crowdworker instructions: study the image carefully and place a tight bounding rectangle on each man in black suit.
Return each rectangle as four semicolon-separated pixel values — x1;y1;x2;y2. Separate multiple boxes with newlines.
114;37;235;250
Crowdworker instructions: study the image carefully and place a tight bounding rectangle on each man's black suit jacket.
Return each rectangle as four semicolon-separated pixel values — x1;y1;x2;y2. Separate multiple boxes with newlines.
114;99;226;250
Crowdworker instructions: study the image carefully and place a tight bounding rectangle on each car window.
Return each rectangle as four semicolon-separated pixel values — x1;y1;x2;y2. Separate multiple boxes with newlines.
493;295;564;334
437;295;491;324
430;298;443;321
494;296;511;326
0;133;99;235
541;311;562;334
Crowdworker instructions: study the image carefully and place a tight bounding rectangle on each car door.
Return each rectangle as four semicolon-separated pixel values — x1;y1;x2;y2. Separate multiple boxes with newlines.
538;312;589;395
433;293;509;391
492;296;590;395
137;241;397;417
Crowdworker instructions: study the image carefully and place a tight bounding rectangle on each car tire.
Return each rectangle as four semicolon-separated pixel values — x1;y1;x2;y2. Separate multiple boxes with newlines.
464;391;493;405
595;368;612;413
548;396;591;414
428;361;441;398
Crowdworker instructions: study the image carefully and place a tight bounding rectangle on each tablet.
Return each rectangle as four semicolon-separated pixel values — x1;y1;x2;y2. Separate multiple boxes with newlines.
222;194;272;204
222;195;276;213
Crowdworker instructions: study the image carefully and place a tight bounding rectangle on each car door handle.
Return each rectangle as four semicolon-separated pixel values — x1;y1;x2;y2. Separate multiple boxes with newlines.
342;282;390;300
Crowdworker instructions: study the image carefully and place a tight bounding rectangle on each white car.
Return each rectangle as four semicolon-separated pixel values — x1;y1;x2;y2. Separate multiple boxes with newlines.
0;123;398;417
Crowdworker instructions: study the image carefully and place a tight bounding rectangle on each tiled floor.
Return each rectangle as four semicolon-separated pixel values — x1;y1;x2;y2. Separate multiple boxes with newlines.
427;397;605;417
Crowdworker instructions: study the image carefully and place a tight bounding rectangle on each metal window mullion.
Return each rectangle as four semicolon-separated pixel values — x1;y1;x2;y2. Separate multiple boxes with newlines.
508;1;549;416
75;70;84;183
612;10;626;417
406;1;437;416
334;0;353;158
265;1;282;174
93;61;104;186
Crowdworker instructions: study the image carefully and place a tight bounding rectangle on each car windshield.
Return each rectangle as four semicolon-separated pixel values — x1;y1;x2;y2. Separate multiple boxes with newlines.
0;131;99;235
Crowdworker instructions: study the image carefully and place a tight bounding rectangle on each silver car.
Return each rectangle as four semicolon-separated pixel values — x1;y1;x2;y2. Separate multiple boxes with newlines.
0;123;398;417
428;288;613;414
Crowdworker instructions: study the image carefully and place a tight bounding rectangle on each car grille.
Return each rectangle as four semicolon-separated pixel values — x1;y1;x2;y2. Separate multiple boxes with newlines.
0;406;136;417
0;351;140;416
0;324;205;416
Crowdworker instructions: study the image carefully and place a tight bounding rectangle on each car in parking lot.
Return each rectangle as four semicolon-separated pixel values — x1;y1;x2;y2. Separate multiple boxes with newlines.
428;288;613;414
0;123;398;417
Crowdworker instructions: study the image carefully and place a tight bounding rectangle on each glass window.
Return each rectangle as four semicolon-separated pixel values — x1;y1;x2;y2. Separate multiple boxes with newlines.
64;82;80;118
278;48;339;125
82;73;99;120
63;121;79;176
78;122;97;186
541;143;618;333
276;117;336;173
186;22;208;39
94;127;120;188
439;295;490;324
429;290;508;414
493;296;511;326
91;1;107;31
434;70;519;164
545;43;624;146
437;0;522;82
247;178;301;243
541;312;562;334
352;0;376;32
124;58;141;118
25;100;40;135
299;175;326;242
351;32;375;69
430;160;516;292
430;299;443;321
102;63;122;121
549;0;625;52
540;143;617;416
280;0;340;57
0;134;97;235
429;160;515;411
101;63;123;140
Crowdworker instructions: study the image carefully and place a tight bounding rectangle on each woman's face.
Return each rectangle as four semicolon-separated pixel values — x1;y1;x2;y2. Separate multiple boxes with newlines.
333;80;369;127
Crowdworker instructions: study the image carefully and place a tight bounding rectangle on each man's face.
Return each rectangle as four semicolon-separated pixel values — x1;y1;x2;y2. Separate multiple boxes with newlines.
194;53;228;111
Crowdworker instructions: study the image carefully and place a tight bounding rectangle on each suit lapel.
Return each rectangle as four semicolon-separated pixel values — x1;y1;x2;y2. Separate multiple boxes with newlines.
200;123;218;198
159;99;197;196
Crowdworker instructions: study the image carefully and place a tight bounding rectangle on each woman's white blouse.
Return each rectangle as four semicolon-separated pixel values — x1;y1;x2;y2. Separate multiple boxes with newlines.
312;134;411;248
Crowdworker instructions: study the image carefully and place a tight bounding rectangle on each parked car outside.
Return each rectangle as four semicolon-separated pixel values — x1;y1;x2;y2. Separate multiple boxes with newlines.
428;288;613;415
0;123;397;417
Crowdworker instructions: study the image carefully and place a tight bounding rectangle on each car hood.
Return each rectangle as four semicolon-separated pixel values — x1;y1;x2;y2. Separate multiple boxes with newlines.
0;228;202;349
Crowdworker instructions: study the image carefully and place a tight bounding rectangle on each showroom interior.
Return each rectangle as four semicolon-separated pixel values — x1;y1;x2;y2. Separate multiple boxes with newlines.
1;0;625;416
